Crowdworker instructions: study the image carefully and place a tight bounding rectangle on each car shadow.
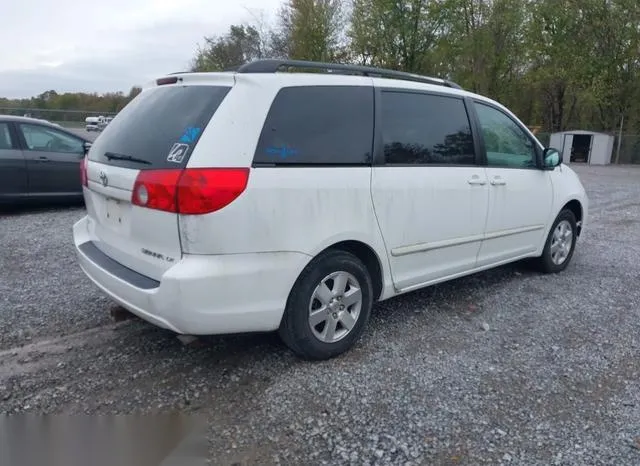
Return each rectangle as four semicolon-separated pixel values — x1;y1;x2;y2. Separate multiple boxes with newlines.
110;260;536;365
375;260;536;314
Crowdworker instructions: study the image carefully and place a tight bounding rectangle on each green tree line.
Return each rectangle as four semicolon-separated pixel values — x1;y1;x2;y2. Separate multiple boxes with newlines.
0;87;142;123
3;0;639;161
192;0;640;142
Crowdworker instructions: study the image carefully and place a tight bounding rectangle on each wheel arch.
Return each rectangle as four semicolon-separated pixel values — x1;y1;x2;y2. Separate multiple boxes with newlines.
323;240;384;301
278;240;384;360
561;199;583;236
293;239;385;302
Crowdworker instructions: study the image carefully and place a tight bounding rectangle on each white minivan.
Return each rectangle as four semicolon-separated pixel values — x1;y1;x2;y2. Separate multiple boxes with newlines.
73;59;588;360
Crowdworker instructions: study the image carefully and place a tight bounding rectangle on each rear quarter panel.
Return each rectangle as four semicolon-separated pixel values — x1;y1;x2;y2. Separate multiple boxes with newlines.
179;167;384;255
180;74;394;298
179;166;393;298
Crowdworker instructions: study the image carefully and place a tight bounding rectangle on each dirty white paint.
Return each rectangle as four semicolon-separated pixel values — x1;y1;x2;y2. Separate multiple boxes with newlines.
72;70;590;340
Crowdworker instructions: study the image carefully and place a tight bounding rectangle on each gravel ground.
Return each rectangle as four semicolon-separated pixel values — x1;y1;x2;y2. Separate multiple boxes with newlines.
1;165;639;465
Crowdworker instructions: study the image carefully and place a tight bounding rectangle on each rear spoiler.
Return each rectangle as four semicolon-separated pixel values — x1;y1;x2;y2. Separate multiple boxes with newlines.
144;72;237;90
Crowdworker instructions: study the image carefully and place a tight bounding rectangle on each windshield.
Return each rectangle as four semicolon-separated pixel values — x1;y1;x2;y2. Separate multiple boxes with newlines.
88;85;231;170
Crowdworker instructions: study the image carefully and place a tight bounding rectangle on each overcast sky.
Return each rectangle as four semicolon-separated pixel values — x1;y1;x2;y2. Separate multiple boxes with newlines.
0;0;282;99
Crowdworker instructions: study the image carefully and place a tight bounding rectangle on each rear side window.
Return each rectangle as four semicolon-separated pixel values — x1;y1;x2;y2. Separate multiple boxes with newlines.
88;85;231;169
254;86;374;165
381;91;475;165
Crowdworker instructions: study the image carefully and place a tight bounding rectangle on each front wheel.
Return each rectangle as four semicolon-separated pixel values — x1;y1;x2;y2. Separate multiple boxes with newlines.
278;250;373;360
535;209;578;273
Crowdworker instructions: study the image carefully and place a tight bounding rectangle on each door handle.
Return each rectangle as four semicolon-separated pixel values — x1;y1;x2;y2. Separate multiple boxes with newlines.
490;177;506;186
37;156;50;162
467;176;486;186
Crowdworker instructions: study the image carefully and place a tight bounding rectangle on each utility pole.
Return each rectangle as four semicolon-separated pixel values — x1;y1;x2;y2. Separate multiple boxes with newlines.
615;114;624;164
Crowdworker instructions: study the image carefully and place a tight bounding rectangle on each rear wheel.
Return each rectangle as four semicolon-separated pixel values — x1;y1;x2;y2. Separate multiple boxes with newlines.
279;250;373;360
535;209;577;273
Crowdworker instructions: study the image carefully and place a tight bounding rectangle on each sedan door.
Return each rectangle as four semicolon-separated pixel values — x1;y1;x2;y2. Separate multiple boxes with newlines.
471;101;553;267
18;123;86;196
0;122;28;198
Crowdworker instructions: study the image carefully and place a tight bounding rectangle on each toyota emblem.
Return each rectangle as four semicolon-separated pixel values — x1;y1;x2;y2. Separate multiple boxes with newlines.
99;171;108;187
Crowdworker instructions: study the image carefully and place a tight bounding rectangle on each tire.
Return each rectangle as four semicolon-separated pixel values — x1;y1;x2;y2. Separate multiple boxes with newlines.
535;209;578;273
279;250;374;360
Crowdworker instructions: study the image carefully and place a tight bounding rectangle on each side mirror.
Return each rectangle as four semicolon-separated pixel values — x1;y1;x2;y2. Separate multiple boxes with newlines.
543;147;561;170
83;141;92;155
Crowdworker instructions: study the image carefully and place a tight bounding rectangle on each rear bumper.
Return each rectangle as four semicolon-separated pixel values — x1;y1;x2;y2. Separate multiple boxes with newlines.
73;216;311;335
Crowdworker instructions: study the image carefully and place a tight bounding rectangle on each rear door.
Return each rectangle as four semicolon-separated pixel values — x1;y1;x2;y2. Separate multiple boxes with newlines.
370;86;489;291
17;123;85;195
84;81;232;280
0;122;28;198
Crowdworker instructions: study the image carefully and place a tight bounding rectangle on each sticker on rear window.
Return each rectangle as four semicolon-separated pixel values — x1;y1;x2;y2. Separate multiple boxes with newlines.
265;145;299;159
167;143;190;163
179;126;202;143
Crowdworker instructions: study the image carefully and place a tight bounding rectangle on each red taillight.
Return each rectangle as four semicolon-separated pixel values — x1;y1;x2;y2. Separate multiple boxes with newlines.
177;168;250;214
80;156;88;187
132;169;181;212
131;168;249;215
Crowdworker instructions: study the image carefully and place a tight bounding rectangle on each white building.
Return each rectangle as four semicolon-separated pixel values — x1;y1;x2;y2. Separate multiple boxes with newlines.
549;130;615;165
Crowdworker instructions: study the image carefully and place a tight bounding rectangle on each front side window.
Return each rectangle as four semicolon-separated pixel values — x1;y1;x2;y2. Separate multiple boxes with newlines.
19;124;84;154
254;85;374;165
381;91;475;165
0;123;13;150
474;102;537;168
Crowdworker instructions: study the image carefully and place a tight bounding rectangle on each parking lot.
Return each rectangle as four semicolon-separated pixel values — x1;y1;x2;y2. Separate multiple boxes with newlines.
67;128;99;141
1;165;639;465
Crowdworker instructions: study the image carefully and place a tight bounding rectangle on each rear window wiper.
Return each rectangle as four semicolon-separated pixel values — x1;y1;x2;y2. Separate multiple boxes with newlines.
104;151;151;165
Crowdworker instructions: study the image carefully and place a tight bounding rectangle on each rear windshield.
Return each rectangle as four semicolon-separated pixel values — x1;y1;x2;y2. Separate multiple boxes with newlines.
88;85;231;169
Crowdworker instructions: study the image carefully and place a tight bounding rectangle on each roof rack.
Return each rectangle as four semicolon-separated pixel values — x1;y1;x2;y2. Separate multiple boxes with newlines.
236;59;462;90
168;69;237;75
